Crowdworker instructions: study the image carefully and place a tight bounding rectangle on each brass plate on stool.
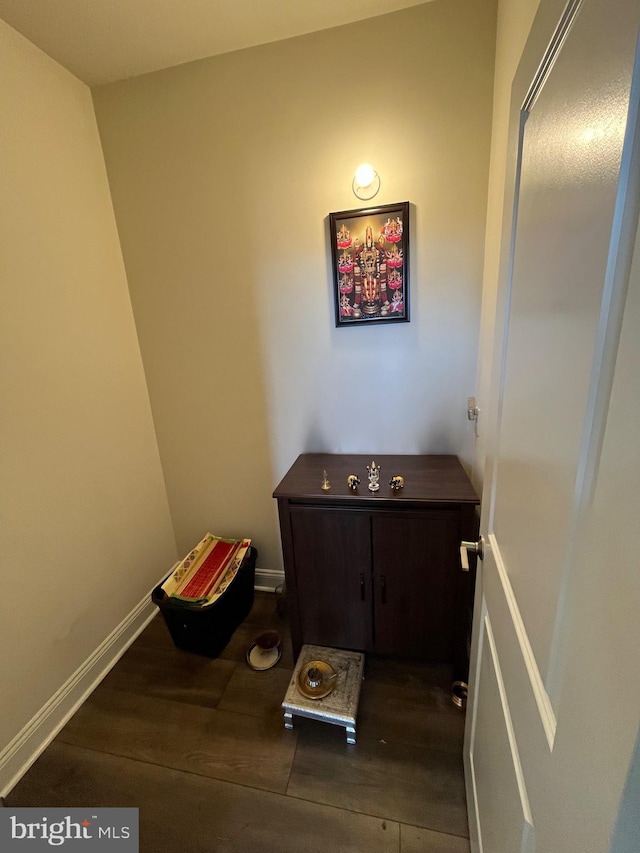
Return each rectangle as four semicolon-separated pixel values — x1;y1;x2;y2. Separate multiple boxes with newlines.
297;660;337;699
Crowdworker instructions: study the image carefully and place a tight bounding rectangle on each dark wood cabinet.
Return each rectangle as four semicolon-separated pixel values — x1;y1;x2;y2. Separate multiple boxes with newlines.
370;510;461;659
273;454;479;673
289;507;372;652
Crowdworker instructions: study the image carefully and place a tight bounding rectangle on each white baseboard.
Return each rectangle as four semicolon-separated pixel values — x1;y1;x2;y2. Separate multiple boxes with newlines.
0;581;161;799
254;566;285;592
0;566;284;798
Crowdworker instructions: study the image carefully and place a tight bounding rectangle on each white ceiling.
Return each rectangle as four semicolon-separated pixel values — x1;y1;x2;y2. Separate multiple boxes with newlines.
0;0;432;87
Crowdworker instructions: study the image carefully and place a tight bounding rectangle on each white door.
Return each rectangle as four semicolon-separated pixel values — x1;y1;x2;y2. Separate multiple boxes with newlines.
464;1;640;851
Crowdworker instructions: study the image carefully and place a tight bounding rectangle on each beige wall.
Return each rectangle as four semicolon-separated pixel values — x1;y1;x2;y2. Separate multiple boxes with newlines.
93;0;497;569
0;21;177;754
471;0;541;491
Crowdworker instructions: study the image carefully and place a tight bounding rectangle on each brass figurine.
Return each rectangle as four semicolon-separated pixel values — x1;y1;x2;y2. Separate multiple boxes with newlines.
347;474;360;490
389;475;404;491
321;469;331;491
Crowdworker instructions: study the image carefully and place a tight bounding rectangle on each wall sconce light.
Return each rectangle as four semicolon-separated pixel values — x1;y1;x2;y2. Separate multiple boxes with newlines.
352;163;381;200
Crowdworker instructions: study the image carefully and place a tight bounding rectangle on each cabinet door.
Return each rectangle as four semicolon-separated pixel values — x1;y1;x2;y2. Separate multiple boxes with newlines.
372;511;460;659
290;507;372;651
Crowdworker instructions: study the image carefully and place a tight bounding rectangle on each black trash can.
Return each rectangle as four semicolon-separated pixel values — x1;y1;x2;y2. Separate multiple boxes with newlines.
152;546;257;658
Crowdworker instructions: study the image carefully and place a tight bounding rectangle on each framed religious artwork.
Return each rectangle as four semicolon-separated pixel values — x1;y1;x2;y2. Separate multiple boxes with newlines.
329;201;410;327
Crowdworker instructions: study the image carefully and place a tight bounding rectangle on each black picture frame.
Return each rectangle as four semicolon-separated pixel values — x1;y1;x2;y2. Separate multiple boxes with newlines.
329;201;410;327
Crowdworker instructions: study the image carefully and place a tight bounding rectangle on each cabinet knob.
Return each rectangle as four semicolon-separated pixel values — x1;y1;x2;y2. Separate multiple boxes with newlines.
460;537;484;571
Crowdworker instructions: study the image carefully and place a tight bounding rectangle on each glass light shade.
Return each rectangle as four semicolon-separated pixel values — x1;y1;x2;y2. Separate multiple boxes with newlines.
354;163;376;187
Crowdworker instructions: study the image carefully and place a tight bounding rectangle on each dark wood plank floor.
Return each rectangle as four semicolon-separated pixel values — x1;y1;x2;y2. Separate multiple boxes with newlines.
7;592;470;852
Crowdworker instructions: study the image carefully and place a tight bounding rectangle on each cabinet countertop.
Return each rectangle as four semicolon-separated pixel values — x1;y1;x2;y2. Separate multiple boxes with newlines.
273;453;479;506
